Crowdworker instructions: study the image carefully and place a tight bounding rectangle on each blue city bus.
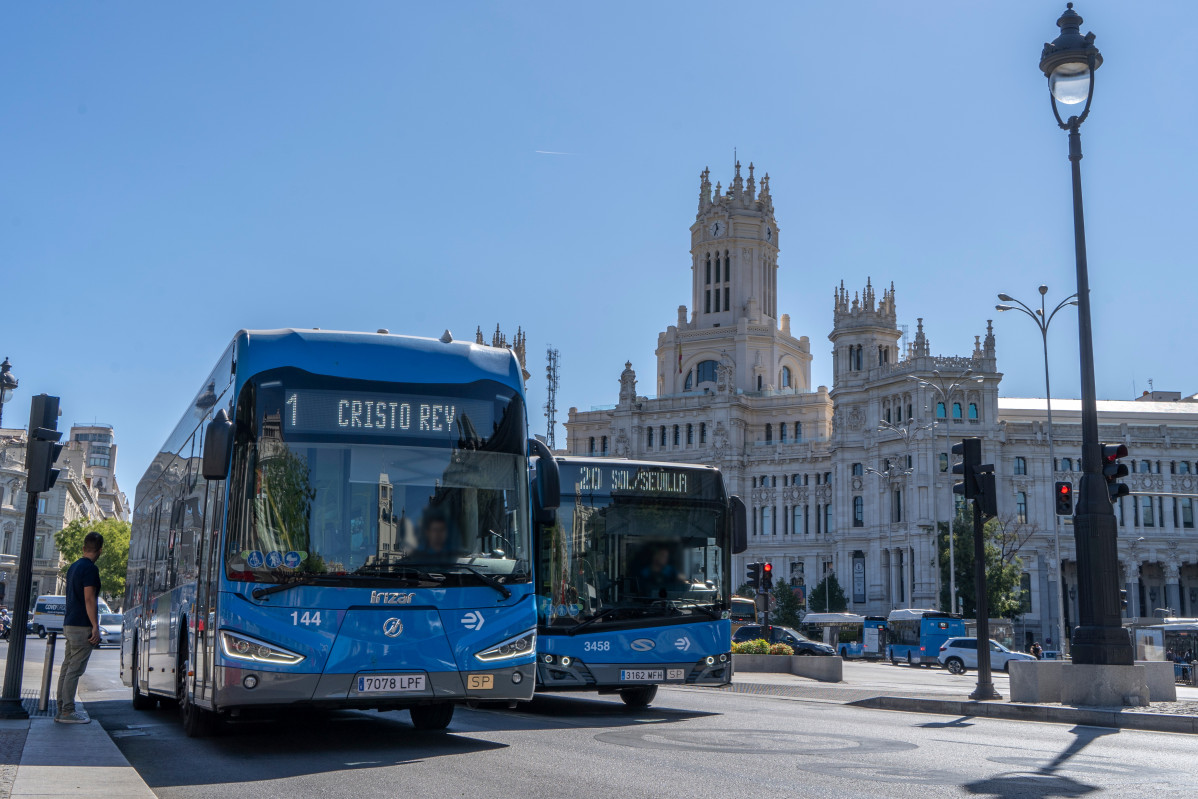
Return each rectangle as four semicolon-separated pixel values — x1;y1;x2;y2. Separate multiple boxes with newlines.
886;609;966;666
800;613;888;659
121;329;556;735
533;457;746;707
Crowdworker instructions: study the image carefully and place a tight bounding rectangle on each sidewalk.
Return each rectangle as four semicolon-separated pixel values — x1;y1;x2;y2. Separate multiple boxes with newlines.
0;644;155;799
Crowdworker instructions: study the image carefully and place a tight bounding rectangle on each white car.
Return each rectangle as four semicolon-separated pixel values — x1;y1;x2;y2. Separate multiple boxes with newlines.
937;637;1037;674
98;613;124;648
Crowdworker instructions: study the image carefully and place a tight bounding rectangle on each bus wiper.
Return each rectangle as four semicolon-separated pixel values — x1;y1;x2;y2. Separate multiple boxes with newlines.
252;575;323;599
567;606;656;637
400;562;512;600
666;598;721;621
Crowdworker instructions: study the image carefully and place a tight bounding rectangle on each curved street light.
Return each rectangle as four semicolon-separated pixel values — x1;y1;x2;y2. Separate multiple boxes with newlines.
1040;4;1130;666
995;286;1077;653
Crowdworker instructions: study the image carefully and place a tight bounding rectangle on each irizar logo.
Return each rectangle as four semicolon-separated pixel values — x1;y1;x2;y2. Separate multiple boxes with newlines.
371;591;414;605
382;617;404;638
630;638;655;652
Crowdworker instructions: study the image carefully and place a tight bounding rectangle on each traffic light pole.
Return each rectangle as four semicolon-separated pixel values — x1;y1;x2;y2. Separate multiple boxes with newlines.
1065;121;1133;667
969;498;1000;700
0;490;42;718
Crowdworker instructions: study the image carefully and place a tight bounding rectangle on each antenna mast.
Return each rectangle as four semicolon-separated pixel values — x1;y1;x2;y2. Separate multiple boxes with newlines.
544;345;560;449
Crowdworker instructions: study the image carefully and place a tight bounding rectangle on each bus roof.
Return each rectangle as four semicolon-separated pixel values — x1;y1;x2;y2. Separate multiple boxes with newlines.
801;612;864;624
553;455;721;474
234;328;525;391
887;608;961;621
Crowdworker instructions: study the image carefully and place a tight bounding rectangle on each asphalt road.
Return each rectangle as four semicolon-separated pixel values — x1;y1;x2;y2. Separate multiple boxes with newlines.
45;646;1198;798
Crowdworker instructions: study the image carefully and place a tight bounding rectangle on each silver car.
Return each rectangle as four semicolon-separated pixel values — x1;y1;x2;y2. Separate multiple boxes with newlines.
98;613;123;648
938;637;1037;674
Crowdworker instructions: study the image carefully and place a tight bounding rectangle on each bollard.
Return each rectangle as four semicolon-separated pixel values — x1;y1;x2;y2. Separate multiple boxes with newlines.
38;632;57;713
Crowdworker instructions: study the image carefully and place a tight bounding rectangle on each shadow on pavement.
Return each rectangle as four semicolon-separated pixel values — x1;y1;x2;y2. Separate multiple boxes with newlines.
915;715;976;729
962;725;1118;798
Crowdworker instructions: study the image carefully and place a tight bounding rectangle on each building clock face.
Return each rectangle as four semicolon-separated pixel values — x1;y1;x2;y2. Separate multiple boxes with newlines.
765;226;773;242
709;221;723;238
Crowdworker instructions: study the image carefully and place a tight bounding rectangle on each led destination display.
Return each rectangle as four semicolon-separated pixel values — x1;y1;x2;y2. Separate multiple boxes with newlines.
281;389;495;440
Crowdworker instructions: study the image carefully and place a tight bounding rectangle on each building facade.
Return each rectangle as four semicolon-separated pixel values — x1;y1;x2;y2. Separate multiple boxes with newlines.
565;163;1198;649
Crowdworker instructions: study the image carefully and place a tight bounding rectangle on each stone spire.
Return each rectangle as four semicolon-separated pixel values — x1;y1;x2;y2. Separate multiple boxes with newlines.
983;319;996;358
698;166;711;212
746;162;756;203
912;317;930;357
732;160;744;203
618;361;637;406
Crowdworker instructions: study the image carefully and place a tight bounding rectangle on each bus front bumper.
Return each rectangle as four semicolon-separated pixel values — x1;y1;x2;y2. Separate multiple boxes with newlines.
212;662;535;710
536;655;731;690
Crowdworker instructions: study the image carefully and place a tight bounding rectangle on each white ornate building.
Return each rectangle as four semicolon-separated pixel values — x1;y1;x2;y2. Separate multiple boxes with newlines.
566;162;1198;649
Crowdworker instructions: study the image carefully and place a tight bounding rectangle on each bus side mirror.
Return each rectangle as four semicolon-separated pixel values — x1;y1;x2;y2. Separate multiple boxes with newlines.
730;495;747;554
202;409;234;481
528;438;559;526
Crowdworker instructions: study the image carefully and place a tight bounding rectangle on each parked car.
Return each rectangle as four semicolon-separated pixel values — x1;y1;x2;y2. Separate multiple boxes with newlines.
732;624;837;656
938;637;1037;674
97;613;123;648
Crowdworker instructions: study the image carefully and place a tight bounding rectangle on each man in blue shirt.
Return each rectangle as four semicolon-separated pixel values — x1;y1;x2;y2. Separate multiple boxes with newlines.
55;531;103;724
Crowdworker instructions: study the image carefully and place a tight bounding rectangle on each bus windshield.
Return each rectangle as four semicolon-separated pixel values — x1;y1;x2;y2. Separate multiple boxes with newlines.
539;462;728;629
225;371;530;585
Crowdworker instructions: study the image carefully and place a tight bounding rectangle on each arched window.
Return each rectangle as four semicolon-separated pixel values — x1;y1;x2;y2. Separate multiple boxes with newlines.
852;463;864;476
853;496;864;526
601;436;608;455
699;422;707;444
714;253;721;283
2;527;12;554
884;407;892;423
1060;457;1072;471
780;424;788;444
660;426;666;447
762;506;773;536
1180;462;1192;475
725;251;732;282
705;254;711;284
1138;460;1151;474
895;404;902;423
765;423;773;443
646;428;653;448
757;375;763;391
694;360;719;384
686;424;694;445
684;371;693;391
952;402;963;419
1016;492;1028;524
781;366;792;388
673;425;680;446
794;421;802;441
936;402;946;418
1014;457;1027;476
907;403;913;419
968;403;979;420
588;437;595;455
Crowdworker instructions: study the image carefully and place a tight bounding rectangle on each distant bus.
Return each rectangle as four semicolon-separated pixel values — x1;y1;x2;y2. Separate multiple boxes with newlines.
800;613;888;659
534;457;746;707
730;596;757;632
966;619;1015;651
122;329;554;735
886;609;966;666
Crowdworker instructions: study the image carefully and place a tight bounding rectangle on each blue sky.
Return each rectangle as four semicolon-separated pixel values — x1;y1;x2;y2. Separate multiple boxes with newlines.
2;2;1194;497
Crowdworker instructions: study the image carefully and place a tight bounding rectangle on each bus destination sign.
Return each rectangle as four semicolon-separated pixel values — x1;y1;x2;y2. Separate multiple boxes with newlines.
282;389;494;440
562;463;720;499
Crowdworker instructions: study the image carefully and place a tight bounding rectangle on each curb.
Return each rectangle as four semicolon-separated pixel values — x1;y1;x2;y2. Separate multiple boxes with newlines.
850;695;1198;735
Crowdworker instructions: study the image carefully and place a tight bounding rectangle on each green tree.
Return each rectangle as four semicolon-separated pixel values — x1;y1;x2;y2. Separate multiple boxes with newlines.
808;573;848;613
938;508;1027;620
770;582;804;628
734;583;756;598
55;517;131;607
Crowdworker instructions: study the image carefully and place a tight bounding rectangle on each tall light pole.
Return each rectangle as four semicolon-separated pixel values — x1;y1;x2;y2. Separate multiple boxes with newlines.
1039;4;1132;665
866;455;914;610
0;358;17;430
878;418;936;607
908;369;982;614
996;286;1077;652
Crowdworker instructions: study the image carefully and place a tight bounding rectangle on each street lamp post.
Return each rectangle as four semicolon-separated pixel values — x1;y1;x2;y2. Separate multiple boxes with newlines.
0;358;17;430
908;369;982;614
996;286;1077;653
1039;4;1132;665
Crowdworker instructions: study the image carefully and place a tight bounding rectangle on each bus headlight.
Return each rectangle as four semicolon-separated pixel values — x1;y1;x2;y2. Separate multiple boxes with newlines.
475;630;536;662
220;631;304;665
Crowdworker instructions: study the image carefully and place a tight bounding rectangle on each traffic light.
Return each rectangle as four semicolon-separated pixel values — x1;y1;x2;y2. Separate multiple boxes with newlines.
746;562;762;592
1119;589;1128;613
975;464;998;520
952;438;982;499
1054;481;1074;515
1102;443;1130;503
25;394;63;495
761;562;774;591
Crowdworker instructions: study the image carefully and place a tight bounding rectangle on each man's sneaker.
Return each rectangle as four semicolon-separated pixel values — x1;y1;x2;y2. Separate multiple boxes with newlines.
54;711;89;724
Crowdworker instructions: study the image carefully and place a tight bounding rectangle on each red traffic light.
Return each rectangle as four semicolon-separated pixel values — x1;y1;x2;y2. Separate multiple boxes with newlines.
762;563;772;574
1054;481;1073;515
1058;483;1070;495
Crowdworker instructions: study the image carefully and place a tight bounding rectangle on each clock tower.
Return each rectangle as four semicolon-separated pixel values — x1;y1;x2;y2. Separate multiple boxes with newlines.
654;161;811;397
